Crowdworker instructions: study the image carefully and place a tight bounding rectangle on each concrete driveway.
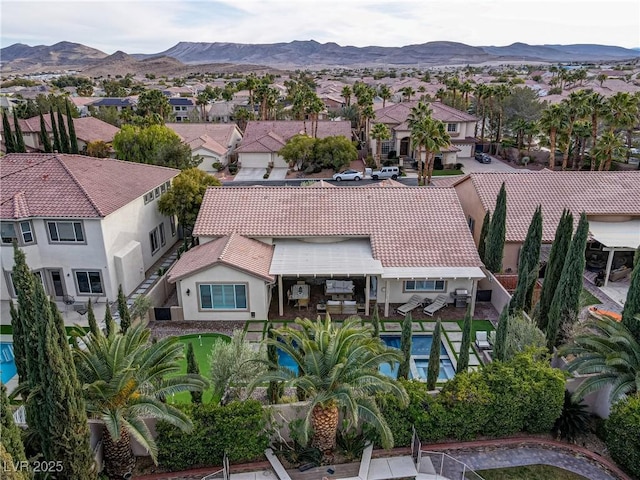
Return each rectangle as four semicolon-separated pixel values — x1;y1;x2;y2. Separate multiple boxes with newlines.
267;168;288;180
233;167;267;181
458;155;520;173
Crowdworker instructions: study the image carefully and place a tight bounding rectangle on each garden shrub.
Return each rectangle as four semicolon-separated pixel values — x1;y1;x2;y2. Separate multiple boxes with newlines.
438;371;492;440
606;394;640;478
378;379;427;447
212;161;223;171
157;400;269;471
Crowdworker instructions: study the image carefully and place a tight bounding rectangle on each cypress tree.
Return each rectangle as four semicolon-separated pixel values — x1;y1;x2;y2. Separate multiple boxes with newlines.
537;209;574;331
86;299;100;337
65;100;79;154
426;318;442;390
397;312;412;380
56;107;70;153
457;306;472;373
493;304;510;362
266;322;281;405
2;109;15;153
49;106;61;153
104;304;114;337
477;210;491;263
0;383;29;469
484;182;507;273
510;206;543;314
34;283;96;478
186;342;203;404
10;245;37;384
117;284;131;333
621;252;640;341
12;109;26;153
546;212;589;350
38;111;52;152
371;303;380;338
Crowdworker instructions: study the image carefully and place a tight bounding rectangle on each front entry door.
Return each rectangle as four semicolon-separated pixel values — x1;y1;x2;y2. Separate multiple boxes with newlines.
48;269;65;299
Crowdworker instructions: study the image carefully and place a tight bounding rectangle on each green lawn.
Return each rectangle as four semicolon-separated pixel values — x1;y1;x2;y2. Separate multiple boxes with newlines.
167;333;230;405
457;319;494;338
579;288;600;309
474;465;587;480
432;169;464;176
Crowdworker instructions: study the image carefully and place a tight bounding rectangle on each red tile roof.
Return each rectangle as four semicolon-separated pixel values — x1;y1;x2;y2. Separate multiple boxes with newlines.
193;186;482;269
1;153;179;219
375;101;477;125
11;114;119;143
167;233;274;282
236;121;352;153
166;123;238;150
457;171;640;242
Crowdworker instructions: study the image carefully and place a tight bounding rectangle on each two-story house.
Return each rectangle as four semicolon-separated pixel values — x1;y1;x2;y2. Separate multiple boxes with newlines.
371;101;478;166
1;154;180;313
169;98;197;122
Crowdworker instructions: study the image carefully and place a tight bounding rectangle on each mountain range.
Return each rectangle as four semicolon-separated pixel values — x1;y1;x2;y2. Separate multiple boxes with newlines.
2;40;639;73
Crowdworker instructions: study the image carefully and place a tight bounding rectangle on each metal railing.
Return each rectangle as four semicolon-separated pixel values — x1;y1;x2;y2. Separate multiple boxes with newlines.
420;450;485;480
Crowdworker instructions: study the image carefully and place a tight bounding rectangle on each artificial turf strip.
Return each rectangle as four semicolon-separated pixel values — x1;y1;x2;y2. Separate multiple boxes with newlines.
168;333;230;405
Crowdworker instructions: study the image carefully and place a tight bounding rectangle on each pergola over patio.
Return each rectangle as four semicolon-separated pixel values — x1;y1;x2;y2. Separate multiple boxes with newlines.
589;219;640;287
269;238;384;316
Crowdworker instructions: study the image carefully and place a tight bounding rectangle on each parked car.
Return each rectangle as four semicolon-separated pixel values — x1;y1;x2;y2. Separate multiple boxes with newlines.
371;166;400;180
332;169;362;181
475;152;492;164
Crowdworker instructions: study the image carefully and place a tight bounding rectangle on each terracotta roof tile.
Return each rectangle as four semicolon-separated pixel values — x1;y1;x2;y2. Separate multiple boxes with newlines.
375;101;477;125
166;123;238;148
167;233;274;282
236;121;351;153
193;186;482;269
12;114;119;142
461;171;640;242
1;154;179;219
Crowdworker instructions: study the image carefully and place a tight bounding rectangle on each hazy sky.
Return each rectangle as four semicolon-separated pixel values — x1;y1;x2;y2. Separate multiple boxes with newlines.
2;0;639;54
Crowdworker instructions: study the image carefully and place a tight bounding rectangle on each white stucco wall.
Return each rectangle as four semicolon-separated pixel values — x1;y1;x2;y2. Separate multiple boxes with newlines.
175;263;272;321
193;149;224;173
0;217;111;300
101;191;177;296
379;277;475;304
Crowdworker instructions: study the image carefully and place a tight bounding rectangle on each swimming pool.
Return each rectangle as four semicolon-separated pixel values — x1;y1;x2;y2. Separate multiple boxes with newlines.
0;342;17;384
277;334;455;381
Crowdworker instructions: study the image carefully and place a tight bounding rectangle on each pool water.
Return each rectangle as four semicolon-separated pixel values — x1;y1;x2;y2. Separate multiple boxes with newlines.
277;334;455;381
0;343;17;384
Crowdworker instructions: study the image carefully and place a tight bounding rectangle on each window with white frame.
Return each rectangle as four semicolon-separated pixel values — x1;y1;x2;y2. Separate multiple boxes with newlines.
154;187;161;198
170;216;176;236
47;220;85;243
149;227;160;254
199;284;247;310
74;270;103;295
1;222;17;244
19;221;34;244
405;280;446;292
447;123;457;133
6;270;45;297
144;191;155;204
381;141;393;155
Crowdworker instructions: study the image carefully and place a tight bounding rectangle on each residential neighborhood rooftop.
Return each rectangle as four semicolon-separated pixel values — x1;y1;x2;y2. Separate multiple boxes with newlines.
10;114;120;143
375;101;478;125
0;153;179;219
455;171;640;242
192;186;483;269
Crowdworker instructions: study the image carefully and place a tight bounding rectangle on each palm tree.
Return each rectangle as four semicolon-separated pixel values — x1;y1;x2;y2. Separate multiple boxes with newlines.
586;91;606;170
423;119;451;185
593;130;625;171
73;323;207;478
378;84;392;108
341;85;352;107
560;90;590;170
596;73;608;87
371;123;391;169
572;120;591;170
539;104;568;170
400;86;415;102
606;92;639;154
196;93;209;121
460;80;474;112
560;316;640;404
252;316;408;455
408;101;432;184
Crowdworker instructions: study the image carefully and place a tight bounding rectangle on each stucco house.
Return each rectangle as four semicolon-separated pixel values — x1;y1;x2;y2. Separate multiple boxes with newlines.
166;186;485;321
236;121;352;169
453;171;640;282
5;114;119;153
371;101;478;165
1;154;179;311
165;123;242;173
169;97;197;122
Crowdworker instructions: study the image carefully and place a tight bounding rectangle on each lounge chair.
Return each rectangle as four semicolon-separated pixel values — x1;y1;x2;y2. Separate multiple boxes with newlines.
395;294;426;315
423;294;448;316
475;331;491;350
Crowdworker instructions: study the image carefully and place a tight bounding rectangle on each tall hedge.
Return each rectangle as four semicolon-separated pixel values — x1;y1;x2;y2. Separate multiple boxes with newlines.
156;400;269;471
484;182;507;273
378;351;564;445
606;394;640;478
